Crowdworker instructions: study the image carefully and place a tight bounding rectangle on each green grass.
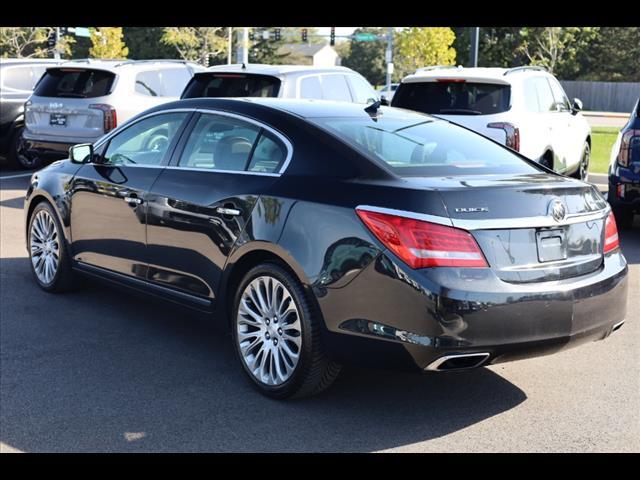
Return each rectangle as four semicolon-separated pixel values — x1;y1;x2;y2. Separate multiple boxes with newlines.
590;127;620;174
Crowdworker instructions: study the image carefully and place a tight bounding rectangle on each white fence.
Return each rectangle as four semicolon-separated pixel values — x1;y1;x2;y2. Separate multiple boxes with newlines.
560;80;640;113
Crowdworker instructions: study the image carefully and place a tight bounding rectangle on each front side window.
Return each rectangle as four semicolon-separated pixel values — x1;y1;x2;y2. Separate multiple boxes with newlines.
103;112;188;166
547;77;572;111
179;113;287;174
393;81;511;115
320;74;352;102
532;77;556;112
349;74;378;104
310;114;540;177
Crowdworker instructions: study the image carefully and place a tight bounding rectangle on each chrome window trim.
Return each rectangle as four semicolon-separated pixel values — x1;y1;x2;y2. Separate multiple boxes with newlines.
356;205;454;227
89;107;293;175
356;205;610;231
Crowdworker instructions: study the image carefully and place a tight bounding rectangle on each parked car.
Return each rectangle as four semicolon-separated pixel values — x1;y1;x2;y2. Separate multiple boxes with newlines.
391;66;592;180
181;63;381;104
0;58;61;168
25;98;627;399
19;59;206;169
608;98;640;228
378;82;399;102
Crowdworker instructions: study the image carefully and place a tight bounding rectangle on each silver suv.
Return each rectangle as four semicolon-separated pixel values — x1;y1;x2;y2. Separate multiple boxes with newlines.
181;63;381;104
21;59;206;169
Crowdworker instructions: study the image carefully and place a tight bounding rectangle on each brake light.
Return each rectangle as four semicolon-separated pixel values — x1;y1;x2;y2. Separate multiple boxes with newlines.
604;211;620;254
487;122;520;152
356;208;488;268
89;104;117;133
436;78;466;83
618;129;640;167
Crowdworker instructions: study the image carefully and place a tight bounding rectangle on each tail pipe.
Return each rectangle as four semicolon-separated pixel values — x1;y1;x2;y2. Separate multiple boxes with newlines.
425;352;490;372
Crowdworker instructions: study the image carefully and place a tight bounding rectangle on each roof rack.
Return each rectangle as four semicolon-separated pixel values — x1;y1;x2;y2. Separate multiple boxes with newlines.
61;58;124;64
415;65;462;73
503;65;547;76
113;59;202;68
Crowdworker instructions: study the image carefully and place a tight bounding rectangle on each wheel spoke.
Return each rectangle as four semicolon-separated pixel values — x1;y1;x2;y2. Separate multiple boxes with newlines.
30;210;60;284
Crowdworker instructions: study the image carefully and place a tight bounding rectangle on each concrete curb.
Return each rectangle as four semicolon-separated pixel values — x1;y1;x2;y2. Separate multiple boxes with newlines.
583;111;630;119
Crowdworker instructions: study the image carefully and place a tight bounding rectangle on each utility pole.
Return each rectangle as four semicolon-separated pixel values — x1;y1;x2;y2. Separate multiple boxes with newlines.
385;27;393;94
228;27;232;64
242;27;249;64
470;27;479;67
53;27;61;59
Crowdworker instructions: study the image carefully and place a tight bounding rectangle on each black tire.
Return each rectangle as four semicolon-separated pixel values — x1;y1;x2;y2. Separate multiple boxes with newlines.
11;128;44;170
539;151;554;171
27;201;78;293
231;262;341;399
571;141;590;181
612;205;634;230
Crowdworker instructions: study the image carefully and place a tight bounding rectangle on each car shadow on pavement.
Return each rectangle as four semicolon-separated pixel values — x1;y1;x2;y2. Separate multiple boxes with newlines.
620;226;640;264
0;256;527;453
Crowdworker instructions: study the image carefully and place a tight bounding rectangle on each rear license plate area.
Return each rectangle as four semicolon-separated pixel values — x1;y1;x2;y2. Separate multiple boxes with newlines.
49;113;67;126
536;229;567;263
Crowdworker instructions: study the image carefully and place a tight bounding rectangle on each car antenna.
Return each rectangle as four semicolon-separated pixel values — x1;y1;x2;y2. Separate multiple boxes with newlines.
364;100;382;119
242;63;247;70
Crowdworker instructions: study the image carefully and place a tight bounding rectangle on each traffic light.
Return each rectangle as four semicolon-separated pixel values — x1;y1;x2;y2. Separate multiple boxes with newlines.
47;30;57;49
301;28;308;42
330;27;335;46
274;28;281;41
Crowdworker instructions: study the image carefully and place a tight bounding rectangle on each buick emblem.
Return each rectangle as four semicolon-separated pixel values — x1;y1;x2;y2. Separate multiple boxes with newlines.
548;199;567;222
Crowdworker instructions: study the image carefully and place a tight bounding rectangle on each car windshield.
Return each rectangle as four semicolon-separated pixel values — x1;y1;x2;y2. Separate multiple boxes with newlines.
33;68;115;98
393;81;511;115
181;73;281;99
310;113;539;177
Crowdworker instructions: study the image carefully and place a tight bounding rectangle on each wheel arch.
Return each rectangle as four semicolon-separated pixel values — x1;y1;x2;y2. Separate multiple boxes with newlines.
24;192;69;250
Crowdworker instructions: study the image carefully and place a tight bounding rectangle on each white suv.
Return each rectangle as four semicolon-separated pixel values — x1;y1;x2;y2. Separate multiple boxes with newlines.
391;66;592;180
20;59;206;169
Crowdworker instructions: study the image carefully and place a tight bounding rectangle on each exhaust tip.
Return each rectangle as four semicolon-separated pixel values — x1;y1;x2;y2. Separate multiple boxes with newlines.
425;352;490;372
612;320;625;333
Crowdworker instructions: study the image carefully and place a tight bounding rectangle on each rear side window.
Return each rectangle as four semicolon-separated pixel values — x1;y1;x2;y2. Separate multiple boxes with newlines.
2;66;37;91
299;76;323;99
393;81;511;115
135;70;163;96
161;68;191;96
523;78;541;112
311;116;538;177
179;113;286;174
181;73;280;99
33;68;115;98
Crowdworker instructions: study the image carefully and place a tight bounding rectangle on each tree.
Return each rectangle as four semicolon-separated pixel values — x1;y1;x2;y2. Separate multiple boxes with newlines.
518;27;598;76
340;27;387;86
161;27;228;64
89;27;128;59
394;27;456;81
0;27;74;58
574;27;640;82
123;27;179;60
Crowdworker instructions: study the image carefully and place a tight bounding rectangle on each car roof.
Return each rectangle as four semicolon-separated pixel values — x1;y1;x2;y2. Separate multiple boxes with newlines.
161;97;437;123
402;66;550;85
46;59;202;73
204;63;355;76
0;58;62;66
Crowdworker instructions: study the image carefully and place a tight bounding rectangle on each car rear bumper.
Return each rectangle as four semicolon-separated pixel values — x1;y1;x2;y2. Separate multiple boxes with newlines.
22;131;102;159
609;172;640;210
318;249;628;372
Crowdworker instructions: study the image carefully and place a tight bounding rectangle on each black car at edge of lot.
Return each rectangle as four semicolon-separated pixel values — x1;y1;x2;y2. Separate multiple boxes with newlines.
608;98;640;228
24;98;628;399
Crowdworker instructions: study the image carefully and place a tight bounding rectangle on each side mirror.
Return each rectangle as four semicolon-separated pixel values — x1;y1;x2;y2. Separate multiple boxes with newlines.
69;143;94;164
572;98;583;114
380;96;390;107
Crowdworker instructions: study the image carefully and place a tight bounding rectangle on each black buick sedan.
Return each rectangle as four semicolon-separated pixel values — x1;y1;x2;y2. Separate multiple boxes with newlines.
24;98;628;399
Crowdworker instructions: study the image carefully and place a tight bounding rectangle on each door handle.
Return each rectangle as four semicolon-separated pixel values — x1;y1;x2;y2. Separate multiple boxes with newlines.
124;196;143;206
216;206;241;216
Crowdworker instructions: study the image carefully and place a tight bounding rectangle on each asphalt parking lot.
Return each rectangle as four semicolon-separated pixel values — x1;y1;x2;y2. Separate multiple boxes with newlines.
0;168;638;453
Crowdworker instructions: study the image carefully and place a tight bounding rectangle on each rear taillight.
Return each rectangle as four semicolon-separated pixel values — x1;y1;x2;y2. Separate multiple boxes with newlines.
89;104;117;133
604;211;620;254
618;129;640;167
356;208;488;269
487;122;520;152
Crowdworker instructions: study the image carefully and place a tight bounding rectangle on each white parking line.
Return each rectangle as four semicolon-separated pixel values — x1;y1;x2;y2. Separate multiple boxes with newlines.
0;173;33;180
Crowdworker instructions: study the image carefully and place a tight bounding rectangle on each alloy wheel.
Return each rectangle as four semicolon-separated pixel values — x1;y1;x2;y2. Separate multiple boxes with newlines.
236;275;302;386
30;209;60;284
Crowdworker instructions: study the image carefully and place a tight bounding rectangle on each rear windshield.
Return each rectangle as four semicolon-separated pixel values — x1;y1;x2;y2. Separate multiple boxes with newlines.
310;115;538;177
181;73;281;99
393;81;511;115
34;68;115;98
